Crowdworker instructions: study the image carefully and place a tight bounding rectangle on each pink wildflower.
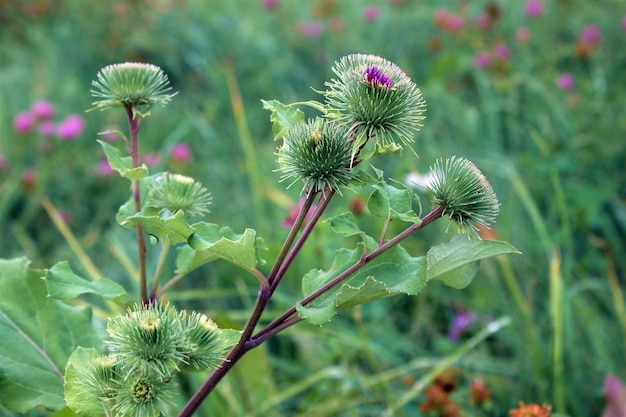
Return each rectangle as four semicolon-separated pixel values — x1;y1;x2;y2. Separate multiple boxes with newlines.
580;24;602;46
602;375;626;417
56;114;85;140
281;199;314;229
556;74;575;90
516;26;531;43
38;120;56;136
524;0;544;18
295;21;323;38
434;8;465;33
363;5;380;21
100;125;122;141
13;112;35;134
30;99;55;120
170;143;192;164
95;159;115;176
474;52;492;68
143;152;161;167
494;43;512;61
22;168;37;191
622;16;626;32
261;0;277;10
474;13;491;30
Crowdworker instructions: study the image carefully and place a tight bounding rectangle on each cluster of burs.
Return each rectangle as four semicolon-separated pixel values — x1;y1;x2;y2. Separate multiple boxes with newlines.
66;303;228;417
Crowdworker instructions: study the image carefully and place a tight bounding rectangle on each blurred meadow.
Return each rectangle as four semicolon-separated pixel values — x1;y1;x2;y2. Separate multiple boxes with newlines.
1;0;626;416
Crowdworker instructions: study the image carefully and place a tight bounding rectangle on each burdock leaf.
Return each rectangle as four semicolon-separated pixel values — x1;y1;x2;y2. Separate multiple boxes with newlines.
0;258;101;413
45;261;129;304
98;140;148;180
297;245;426;325
426;235;520;288
123;210;195;245
181;223;262;274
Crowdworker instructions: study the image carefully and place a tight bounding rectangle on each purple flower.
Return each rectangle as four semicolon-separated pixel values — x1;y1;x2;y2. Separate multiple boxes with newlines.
56;114;85;140
556;73;575;90
580;24;602;46
38;120;56;136
170;143;192;164
524;0;544;18
95;159;114;176
295;21;323;38
603;375;626;417
143;152;161;167
447;310;477;341
13;111;35;134
281;199;314;229
474;52;492;68
363;5;380;21
363;66;393;89
516;26;531;43
261;0;278;9
0;154;7;172
30;99;55;120
622;16;626;32
494;43;512;60
474;13;492;30
100;125;122;141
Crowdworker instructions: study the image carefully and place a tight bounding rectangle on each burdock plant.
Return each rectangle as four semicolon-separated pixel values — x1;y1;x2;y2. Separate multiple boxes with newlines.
54;55;518;417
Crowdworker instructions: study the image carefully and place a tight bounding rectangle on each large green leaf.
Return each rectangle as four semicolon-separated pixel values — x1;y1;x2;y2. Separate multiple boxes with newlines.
297;244;427;325
426;235;520;288
179;223;262;274
98;140;148;180
0;258;102;413
45;261;129;304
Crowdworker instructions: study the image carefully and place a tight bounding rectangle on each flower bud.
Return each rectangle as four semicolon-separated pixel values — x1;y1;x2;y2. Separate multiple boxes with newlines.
426;156;500;239
106;303;185;377
144;172;212;219
178;311;227;372
276;118;355;193
90;62;176;114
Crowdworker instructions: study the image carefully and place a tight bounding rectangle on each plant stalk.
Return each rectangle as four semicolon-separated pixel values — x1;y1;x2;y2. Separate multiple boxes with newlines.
125;105;148;304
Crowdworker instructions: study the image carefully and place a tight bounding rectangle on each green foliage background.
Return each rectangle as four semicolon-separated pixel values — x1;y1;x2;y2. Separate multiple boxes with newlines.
1;0;625;416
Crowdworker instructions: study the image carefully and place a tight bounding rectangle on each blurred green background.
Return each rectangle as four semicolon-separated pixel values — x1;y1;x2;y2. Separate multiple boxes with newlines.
1;0;625;416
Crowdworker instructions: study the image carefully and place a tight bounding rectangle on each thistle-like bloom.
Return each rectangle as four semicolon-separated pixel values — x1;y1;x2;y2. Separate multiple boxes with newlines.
179;311;226;372
106;303;185;377
324;54;426;155
426;156;500;239
144;173;212;219
80;354;119;401
112;368;174;417
90;62;176;113
276;118;355;193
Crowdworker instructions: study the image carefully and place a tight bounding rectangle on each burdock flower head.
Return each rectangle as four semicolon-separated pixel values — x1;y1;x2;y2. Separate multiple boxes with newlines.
426;156;500;239
277;118;355;194
106;303;185;377
179;311;227;372
112;368;174;417
324;54;426;157
144;173;212;219
90;62;176;115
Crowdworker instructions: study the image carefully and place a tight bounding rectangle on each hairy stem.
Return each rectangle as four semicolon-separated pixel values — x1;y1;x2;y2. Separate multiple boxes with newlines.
125;105;148;304
178;188;335;417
